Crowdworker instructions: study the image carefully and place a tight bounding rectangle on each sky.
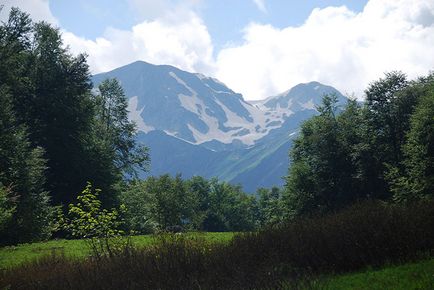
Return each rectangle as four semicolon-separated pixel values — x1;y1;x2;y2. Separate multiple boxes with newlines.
1;0;434;100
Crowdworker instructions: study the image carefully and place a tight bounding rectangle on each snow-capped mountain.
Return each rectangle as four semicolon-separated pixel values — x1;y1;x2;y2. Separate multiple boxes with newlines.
92;61;347;192
93;61;346;148
94;61;277;146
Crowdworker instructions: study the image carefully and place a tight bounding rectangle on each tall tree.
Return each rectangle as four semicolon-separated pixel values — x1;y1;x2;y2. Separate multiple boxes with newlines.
0;9;97;205
389;76;434;202
94;78;149;178
283;95;356;217
0;87;53;244
361;71;410;199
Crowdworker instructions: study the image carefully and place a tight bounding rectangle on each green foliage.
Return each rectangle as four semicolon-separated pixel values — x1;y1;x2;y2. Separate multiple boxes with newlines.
62;182;125;239
0;184;15;232
283;72;433;217
120;175;257;233
61;182;128;258
94;78;150;178
184;176;212;229
257;186;284;226
389;77;434;202
0;85;53;245
283;95;360;217
1;8;150;211
359;71;419;199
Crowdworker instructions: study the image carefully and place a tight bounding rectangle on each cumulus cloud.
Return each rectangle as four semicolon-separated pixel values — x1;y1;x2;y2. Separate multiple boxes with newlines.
63;9;214;75
216;0;434;100
0;0;58;24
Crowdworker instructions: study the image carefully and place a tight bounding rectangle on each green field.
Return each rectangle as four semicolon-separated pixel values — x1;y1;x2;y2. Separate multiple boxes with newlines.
305;258;434;290
0;232;234;269
277;258;434;289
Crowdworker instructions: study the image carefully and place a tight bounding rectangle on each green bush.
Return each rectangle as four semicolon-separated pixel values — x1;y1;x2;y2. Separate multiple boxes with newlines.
61;182;128;258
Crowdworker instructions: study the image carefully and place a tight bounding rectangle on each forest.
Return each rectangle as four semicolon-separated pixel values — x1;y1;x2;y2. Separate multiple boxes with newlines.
1;8;433;289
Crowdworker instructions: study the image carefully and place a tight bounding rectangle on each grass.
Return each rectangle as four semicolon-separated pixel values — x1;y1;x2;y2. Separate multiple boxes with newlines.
0;232;234;269
318;258;434;290
1;201;432;289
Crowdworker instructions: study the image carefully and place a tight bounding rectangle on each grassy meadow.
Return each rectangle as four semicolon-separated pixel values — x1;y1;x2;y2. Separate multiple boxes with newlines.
0;232;234;269
316;258;434;290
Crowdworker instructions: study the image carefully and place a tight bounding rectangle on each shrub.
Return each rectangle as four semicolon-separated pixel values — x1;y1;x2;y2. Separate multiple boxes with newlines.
60;182;128;259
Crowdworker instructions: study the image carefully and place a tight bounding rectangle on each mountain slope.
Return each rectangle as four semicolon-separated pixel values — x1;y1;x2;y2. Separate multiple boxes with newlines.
92;61;347;192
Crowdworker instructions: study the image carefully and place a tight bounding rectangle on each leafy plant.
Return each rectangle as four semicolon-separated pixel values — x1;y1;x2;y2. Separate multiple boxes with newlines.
61;182;128;259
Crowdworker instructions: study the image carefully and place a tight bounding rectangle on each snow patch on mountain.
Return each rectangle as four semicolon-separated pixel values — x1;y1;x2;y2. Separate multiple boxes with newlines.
301;99;315;110
169;70;283;145
168;71;322;145
178;94;201;115
128;96;154;133
169;71;196;95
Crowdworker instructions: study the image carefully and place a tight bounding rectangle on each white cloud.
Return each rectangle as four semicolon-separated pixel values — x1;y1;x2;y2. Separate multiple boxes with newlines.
0;0;58;24
63;11;215;75
216;0;434;100
253;0;267;14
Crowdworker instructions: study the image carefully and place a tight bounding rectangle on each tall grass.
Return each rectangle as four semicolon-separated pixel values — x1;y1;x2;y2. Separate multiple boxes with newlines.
1;200;433;289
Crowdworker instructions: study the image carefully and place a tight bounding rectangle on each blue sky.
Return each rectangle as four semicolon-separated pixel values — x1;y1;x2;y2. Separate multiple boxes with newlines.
2;0;434;100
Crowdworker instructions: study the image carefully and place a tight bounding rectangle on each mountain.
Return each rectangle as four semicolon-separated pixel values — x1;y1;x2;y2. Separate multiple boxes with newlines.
259;81;346;111
93;61;277;147
92;61;347;192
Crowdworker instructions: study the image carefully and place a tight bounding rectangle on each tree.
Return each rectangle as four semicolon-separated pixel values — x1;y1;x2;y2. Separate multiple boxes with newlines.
0;184;15;233
282;72;431;218
0;87;53;244
389;78;434;202
94;78;149;178
120;175;189;232
204;178;257;231
0;8;151;242
257;187;283;226
0;9;98;206
184;176;211;229
283;95;357;217
119;175;258;233
360;71;411;199
119;180;157;234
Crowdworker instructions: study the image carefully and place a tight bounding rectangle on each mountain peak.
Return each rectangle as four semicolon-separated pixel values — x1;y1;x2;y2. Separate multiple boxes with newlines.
261;81;346;110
